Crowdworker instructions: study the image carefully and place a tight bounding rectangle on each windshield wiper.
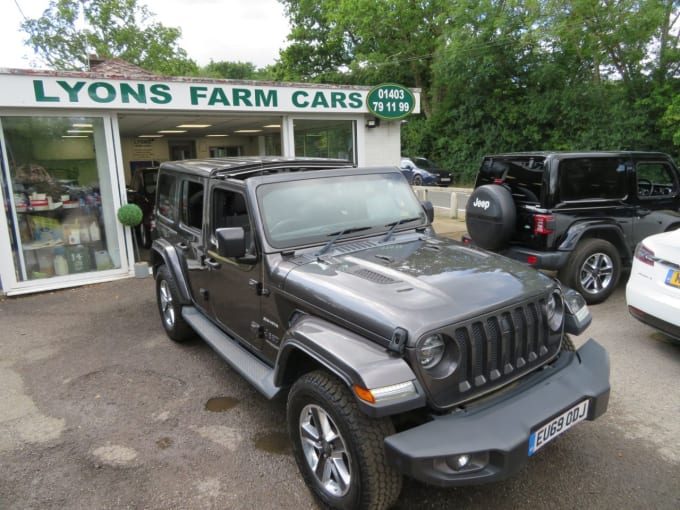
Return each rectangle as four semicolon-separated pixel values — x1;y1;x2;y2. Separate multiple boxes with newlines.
316;226;372;256
382;216;423;242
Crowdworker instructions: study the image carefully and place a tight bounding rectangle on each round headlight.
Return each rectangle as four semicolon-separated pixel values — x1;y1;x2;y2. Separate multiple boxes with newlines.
546;291;565;332
417;334;445;369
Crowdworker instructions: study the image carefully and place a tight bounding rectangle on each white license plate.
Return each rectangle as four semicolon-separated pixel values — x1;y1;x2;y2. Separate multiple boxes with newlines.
440;178;451;183
529;399;589;455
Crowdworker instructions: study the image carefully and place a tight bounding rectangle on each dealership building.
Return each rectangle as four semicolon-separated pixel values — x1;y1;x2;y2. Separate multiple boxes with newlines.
0;60;419;295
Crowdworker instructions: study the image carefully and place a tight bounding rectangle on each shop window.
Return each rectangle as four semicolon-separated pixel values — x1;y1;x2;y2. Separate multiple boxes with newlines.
1;115;121;282
293;119;355;162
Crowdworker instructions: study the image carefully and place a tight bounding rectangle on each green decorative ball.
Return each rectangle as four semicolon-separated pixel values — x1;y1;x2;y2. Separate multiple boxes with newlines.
117;204;144;227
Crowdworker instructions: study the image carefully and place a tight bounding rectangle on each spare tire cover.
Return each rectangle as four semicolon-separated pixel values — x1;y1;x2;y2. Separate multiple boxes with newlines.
465;184;516;251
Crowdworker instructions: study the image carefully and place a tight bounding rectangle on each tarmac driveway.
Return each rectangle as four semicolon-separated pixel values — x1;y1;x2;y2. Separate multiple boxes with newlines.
1;277;679;509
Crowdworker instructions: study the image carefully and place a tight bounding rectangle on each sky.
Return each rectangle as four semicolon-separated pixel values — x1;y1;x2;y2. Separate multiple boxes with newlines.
1;0;291;69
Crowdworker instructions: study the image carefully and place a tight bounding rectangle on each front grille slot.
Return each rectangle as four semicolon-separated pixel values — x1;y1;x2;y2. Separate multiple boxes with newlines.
451;297;555;398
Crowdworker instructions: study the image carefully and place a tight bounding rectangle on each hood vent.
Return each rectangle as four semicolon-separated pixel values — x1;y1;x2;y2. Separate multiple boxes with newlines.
352;268;401;285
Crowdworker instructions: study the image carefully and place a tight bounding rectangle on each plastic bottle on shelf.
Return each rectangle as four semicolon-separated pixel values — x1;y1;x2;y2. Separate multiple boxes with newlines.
53;247;68;276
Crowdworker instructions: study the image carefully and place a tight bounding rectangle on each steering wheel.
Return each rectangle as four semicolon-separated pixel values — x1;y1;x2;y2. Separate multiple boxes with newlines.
269;218;306;235
638;178;655;196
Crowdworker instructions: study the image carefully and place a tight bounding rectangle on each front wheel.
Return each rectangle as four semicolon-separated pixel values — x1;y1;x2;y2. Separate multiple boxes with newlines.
287;370;402;510
411;174;423;186
559;239;621;304
156;264;193;342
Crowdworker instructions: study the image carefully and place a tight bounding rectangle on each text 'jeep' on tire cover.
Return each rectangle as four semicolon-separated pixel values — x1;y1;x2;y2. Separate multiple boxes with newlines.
465;152;680;304
151;157;610;510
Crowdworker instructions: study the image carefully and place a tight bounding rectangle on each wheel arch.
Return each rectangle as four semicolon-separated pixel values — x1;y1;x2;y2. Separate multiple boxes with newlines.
150;238;192;304
275;315;425;418
559;222;630;263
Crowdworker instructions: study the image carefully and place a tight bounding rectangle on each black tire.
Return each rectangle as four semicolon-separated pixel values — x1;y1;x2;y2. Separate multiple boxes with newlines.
287;370;402;510
412;174;423;186
138;223;151;249
156;264;193;342
465;184;517;251
559;239;621;305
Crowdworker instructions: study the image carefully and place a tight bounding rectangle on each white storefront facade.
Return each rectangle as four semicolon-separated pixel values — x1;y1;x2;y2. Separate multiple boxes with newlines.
0;66;419;295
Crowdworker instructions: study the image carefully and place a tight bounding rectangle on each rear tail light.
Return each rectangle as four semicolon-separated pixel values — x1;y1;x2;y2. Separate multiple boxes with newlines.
634;243;655;266
533;214;554;235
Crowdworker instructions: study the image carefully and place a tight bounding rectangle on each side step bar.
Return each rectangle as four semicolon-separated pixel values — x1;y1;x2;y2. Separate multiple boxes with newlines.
182;306;281;399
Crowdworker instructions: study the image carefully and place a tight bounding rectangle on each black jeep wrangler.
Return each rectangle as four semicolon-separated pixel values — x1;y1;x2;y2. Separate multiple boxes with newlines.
151;157;610;510
465;151;680;303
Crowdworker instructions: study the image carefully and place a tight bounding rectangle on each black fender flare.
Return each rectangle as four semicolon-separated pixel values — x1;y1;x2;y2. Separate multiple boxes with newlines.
275;315;425;417
558;221;629;255
150;238;193;305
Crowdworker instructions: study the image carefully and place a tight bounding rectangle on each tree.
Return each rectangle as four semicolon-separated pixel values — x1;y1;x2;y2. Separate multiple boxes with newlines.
21;0;198;75
198;60;272;80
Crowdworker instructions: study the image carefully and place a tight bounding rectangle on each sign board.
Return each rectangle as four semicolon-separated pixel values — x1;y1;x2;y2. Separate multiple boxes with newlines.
0;74;420;116
366;83;415;120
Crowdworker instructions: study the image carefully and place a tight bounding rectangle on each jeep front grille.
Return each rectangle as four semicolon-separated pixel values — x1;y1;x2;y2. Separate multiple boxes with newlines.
419;296;562;409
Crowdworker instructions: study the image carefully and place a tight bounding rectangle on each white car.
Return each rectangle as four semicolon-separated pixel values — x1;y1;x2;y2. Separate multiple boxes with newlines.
626;229;680;342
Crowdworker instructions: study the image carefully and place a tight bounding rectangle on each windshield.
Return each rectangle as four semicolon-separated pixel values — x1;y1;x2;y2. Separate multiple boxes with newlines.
257;172;427;249
413;157;438;169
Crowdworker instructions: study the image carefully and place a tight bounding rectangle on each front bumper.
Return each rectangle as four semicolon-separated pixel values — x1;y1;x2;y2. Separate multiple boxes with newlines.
384;339;610;486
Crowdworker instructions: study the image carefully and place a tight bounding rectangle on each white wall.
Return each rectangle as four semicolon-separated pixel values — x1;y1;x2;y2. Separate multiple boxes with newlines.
361;119;401;167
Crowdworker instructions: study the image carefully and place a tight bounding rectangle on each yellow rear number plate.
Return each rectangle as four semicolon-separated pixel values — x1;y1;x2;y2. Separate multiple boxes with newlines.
529;400;589;455
665;269;680;288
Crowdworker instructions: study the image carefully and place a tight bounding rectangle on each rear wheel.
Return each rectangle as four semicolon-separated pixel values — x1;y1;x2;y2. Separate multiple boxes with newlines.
559;239;621;304
156;264;193;342
412;174;423;186
287;370;402;510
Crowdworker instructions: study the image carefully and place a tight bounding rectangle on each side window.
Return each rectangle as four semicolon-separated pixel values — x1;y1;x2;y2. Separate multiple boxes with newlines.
180;180;204;230
636;162;678;198
156;173;178;221
558;158;626;202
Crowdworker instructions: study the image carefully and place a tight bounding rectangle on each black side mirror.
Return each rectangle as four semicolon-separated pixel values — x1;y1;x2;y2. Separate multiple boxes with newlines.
421;200;434;223
216;227;246;258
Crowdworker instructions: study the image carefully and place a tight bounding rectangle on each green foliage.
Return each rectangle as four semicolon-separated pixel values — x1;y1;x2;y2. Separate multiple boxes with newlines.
275;0;680;171
21;0;198;75
117;203;143;227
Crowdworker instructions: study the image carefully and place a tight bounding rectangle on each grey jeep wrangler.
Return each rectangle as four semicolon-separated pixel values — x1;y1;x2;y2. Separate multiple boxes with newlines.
150;157;610;510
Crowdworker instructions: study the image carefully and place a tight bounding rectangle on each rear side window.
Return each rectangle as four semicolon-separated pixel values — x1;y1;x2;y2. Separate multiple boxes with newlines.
156;173;178;221
180;180;204;230
558;158;626;202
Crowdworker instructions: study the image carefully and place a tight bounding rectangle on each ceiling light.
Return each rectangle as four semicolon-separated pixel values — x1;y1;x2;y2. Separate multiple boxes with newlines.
206;134;229;137
62;135;88;138
67;129;93;134
158;130;187;134
234;129;262;133
177;124;212;128
138;134;163;138
72;123;93;128
263;124;281;128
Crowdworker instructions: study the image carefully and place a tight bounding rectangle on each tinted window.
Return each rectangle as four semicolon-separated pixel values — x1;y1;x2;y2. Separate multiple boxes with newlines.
156;173;178;221
180;180;204;230
558;158;626;201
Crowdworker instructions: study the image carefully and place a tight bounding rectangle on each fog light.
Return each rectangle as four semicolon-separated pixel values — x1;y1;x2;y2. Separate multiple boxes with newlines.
455;454;470;470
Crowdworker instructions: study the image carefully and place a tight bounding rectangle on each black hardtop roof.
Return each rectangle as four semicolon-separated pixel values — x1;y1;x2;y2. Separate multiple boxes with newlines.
484;150;672;160
159;156;354;180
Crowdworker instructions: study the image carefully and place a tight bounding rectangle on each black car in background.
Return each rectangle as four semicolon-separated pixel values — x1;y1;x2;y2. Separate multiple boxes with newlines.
125;167;158;248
